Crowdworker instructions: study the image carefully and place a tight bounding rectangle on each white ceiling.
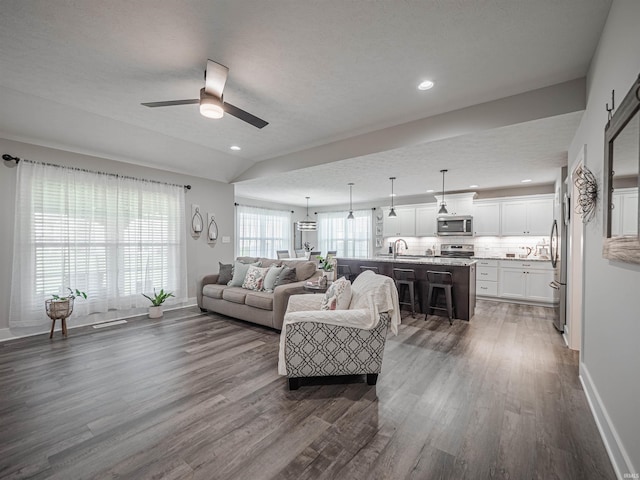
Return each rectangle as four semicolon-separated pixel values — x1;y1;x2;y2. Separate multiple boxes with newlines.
0;0;611;203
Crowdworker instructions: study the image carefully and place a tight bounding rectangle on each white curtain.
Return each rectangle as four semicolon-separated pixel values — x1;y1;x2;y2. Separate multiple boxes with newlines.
9;161;188;328
236;205;292;258
317;209;371;258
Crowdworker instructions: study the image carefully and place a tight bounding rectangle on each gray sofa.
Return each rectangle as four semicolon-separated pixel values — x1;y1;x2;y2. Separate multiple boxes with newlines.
197;257;321;330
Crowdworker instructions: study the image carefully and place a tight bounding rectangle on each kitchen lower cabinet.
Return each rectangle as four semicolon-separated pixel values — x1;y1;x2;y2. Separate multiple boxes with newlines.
476;259;498;297
498;260;554;303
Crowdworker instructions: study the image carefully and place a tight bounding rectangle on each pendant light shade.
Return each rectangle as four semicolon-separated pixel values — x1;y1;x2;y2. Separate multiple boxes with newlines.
297;196;317;231
438;169;448;214
347;183;355;219
388;177;397;217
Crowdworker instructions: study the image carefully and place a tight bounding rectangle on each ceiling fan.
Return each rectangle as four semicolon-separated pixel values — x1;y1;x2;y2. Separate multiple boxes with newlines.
141;59;268;129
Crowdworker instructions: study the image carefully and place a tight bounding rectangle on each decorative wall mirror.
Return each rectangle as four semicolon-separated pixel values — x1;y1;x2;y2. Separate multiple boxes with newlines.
603;73;640;264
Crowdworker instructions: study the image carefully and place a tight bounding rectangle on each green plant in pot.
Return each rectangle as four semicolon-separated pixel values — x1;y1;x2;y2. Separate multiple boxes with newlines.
316;255;335;281
142;288;174;319
46;288;88;338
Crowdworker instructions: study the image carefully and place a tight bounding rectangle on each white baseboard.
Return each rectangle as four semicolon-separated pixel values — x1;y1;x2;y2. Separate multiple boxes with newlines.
0;328;12;341
580;362;636;479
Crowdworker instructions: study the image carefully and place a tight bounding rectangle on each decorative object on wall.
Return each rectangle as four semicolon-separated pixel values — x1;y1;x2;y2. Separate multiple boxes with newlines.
207;213;218;244
297;197;317;231
347;183;355;220
191;204;203;236
573;165;598;224
388;177;397;217
438;169;449;214
602;72;640;265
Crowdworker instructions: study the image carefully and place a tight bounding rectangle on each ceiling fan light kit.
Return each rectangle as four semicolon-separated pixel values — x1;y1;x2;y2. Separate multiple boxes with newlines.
199;89;224;119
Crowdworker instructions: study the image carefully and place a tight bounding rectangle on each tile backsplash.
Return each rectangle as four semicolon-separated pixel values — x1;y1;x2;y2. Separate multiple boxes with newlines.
380;235;550;258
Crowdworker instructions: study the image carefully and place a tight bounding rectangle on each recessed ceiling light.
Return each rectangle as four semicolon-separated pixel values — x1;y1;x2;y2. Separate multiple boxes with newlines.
426;189;434;193
230;145;241;151
469;184;479;188
418;80;434;91
521;179;532;183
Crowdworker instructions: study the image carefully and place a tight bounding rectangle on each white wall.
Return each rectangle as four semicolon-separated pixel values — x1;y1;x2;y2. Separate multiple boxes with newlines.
567;1;640;476
0;138;235;335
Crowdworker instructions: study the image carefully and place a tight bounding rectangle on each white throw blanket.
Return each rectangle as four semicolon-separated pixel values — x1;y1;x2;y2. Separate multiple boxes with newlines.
278;270;400;375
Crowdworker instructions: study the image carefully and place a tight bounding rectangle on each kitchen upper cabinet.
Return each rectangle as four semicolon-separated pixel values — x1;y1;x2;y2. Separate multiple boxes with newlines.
415;205;438;236
611;188;638;236
434;193;475;216
500;197;553;236
472;201;500;236
382;207;415;236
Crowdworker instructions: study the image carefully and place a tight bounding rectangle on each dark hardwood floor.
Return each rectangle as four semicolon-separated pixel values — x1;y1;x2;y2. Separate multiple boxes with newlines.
0;301;615;479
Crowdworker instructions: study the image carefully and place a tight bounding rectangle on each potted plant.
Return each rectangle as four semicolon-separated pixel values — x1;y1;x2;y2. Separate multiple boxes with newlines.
46;288;88;338
142;288;174;319
316;255;336;281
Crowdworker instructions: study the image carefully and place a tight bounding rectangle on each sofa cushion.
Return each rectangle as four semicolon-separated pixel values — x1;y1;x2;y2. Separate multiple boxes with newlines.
222;287;248;304
280;260;316;281
217;262;233;285
245;291;274;311
274;266;297;287
259;258;282;268
321;278;352;311
242;265;269;291
228;261;261;287
202;284;227;299
263;265;285;292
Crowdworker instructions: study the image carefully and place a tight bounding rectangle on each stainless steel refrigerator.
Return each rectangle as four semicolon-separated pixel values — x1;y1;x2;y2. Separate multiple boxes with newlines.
549;168;568;332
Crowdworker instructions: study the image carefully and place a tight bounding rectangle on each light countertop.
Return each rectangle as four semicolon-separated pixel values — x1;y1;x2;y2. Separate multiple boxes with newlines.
340;256;477;267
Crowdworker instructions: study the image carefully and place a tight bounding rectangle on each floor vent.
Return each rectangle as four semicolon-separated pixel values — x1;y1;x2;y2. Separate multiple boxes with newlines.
93;319;128;329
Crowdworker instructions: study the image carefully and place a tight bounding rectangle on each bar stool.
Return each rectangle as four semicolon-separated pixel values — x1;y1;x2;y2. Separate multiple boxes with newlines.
393;268;420;317
337;264;357;282
426;270;454;325
359;266;379;274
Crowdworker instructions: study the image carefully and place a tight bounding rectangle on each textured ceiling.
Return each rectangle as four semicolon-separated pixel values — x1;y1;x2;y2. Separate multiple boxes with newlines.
236;112;582;207
0;1;610;189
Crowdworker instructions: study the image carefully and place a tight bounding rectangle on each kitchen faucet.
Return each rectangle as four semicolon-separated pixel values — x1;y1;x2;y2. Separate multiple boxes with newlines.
393;239;408;259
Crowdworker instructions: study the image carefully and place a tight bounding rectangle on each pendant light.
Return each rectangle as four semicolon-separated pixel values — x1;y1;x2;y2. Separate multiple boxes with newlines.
297;196;317;231
438;169;448;214
347;183;355;219
388;177;397;217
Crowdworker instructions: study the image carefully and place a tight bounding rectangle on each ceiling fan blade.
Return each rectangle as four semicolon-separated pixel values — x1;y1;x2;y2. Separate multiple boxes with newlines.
141;99;199;108
224;102;269;129
204;60;229;98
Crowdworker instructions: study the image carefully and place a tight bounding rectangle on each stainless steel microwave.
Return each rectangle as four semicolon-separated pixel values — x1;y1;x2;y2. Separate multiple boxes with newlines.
437;215;474;236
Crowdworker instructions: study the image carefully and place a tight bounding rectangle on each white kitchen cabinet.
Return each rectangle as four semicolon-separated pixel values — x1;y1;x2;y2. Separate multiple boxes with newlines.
476;259;498;297
434;193;475;216
472;202;501;236
498;260;554;303
500;196;553;236
382;207;415;236
415;204;438;236
611;188;638;236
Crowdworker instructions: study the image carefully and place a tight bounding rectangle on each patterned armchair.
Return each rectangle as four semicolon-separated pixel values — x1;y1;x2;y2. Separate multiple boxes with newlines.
278;271;400;390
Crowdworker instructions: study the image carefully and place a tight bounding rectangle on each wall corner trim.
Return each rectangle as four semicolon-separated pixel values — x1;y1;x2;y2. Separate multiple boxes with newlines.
579;362;635;479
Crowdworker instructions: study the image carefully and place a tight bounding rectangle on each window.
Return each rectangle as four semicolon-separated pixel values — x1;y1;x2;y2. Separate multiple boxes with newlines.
236;205;292;258
10;161;187;328
317;210;371;258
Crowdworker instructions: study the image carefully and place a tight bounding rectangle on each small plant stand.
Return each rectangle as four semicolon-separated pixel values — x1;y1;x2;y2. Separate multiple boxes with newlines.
45;298;74;339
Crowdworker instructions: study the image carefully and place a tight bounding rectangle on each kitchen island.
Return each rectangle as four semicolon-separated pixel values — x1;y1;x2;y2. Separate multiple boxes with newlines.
337;256;476;321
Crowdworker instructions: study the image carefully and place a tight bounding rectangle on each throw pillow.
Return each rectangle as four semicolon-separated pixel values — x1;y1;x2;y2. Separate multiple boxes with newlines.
321;278;352;311
242;265;269;291
227;261;261;287
273;266;297;287
263;265;285;292
217;262;233;285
